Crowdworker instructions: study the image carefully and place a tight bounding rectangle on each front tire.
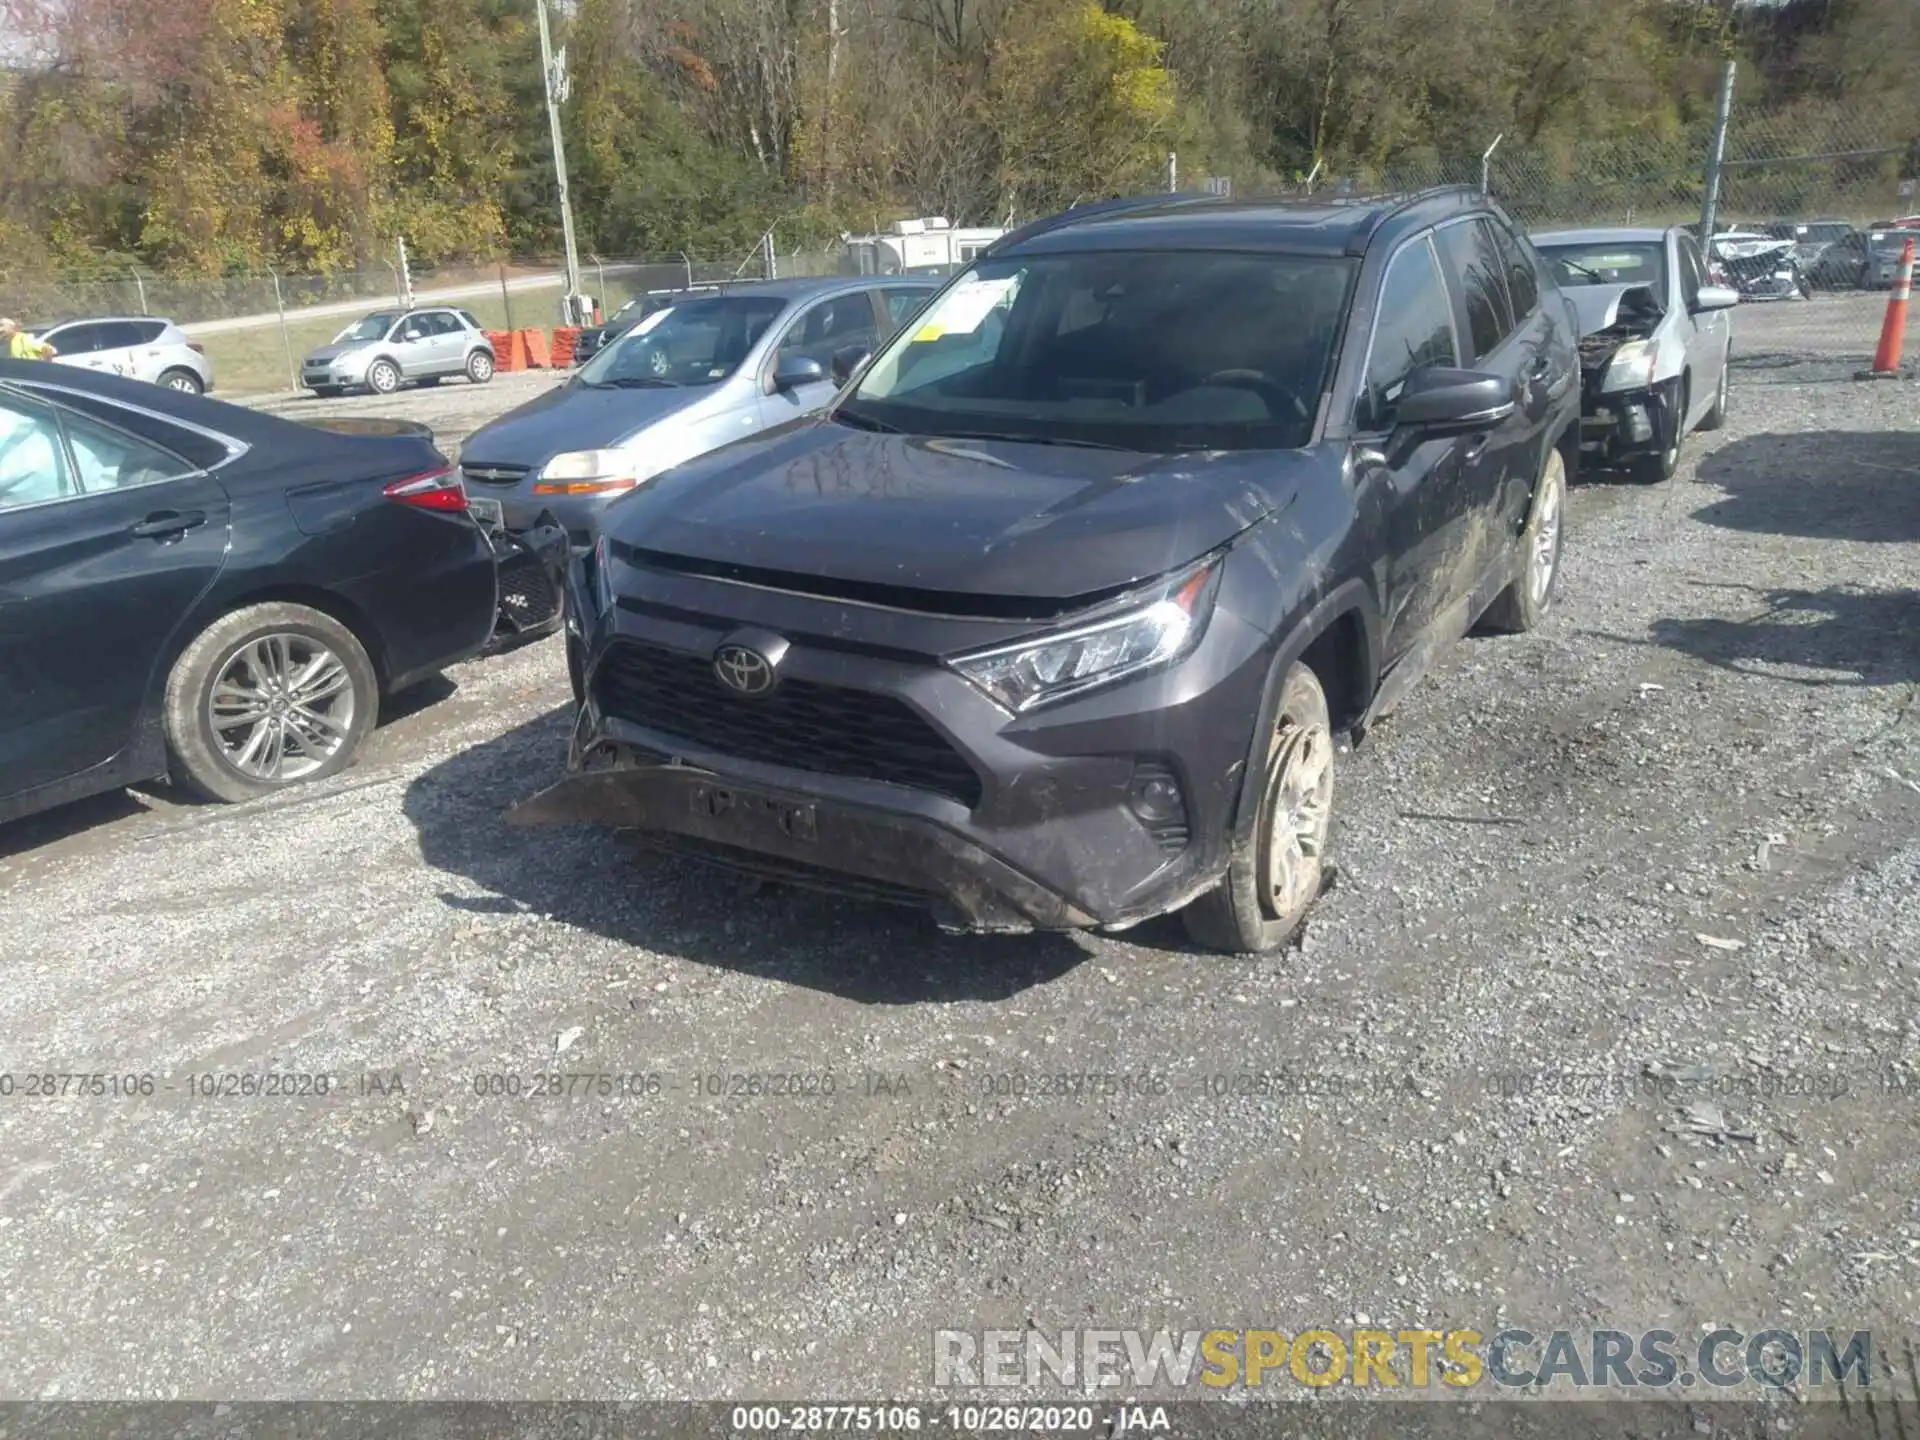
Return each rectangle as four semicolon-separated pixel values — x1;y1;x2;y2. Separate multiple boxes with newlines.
1481;444;1567;634
163;603;379;804
466;349;495;384
158;368;204;395
366;359;401;395
1629;377;1686;483
1697;349;1731;432
1181;662;1334;954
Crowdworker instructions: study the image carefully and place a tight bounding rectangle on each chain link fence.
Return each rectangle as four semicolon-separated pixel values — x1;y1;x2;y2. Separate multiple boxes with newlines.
0;246;851;396
5;66;1911;397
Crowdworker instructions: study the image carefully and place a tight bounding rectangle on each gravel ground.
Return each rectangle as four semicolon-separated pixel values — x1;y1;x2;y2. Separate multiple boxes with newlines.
0;350;1917;1403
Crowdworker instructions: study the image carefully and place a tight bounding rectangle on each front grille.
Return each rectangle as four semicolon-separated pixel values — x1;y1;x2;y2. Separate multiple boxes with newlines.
462;462;530;486
593;639;982;807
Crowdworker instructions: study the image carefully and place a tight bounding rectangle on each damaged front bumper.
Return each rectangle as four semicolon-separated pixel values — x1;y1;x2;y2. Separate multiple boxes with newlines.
1577;383;1671;464
482;514;568;654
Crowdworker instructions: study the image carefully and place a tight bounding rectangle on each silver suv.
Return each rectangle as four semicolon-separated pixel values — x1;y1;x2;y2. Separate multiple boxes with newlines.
301;307;496;397
36;317;214;394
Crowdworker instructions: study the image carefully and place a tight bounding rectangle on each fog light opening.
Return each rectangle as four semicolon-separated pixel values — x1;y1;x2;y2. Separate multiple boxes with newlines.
1129;761;1191;855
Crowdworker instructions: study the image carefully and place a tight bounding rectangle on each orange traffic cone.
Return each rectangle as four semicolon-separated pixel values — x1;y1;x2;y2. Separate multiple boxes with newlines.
1857;236;1915;380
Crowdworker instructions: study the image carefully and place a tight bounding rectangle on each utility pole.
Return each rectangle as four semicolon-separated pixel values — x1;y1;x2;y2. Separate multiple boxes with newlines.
1700;60;1737;246
534;0;584;322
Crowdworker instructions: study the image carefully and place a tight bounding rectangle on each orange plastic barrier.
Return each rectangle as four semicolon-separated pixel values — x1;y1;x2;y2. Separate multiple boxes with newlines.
484;330;522;372
518;328;552;369
550;326;580;368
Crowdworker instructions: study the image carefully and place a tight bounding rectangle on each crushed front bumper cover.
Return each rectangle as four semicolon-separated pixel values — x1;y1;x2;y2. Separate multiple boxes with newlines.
508;738;1108;934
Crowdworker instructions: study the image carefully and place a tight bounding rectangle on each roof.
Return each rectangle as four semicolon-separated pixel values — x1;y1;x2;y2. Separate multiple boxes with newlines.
40;315;169;328
995;188;1493;260
1532;227;1672;246
693;274;939;303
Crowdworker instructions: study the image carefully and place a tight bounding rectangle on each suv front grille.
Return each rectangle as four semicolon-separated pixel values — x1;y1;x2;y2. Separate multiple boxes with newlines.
593;640;981;808
461;463;530;486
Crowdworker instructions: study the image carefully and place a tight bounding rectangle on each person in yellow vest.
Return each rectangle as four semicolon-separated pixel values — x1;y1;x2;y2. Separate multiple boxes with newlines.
1;318;57;360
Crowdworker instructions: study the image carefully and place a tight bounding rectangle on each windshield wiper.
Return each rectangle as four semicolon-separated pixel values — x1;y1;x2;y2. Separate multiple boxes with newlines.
833;406;901;433
1559;260;1607;282
929;429;1138;453
604;375;680;388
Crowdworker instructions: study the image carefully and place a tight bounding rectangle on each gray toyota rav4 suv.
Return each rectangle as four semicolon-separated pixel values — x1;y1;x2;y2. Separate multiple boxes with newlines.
514;188;1582;953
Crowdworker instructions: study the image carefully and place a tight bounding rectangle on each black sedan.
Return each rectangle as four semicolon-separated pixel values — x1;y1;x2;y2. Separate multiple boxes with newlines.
0;361;564;825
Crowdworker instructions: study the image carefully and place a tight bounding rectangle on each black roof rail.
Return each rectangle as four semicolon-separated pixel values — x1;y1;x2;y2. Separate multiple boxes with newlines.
983;192;1226;257
1343;184;1482;255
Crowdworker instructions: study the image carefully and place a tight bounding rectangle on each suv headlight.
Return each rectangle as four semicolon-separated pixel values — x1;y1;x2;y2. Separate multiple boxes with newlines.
534;450;644;497
1600;339;1657;393
948;557;1222;714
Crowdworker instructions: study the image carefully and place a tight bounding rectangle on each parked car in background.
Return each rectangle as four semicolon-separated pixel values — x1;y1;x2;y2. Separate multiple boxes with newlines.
31;317;213;394
457;275;940;547
513;187;1582;954
571;286;724;366
300;307;496;397
0;361;562;825
1863;228;1918;287
1533;225;1737;482
1709;230;1808;300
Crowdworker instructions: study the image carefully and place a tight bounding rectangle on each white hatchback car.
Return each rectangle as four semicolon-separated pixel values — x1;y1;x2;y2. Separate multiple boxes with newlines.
34;316;215;394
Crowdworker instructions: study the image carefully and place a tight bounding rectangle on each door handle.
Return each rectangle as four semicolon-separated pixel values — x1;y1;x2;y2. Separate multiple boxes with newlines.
130;509;206;539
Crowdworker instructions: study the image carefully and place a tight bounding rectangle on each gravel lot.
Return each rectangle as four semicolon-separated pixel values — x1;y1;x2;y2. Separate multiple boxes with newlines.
1;311;1917;1402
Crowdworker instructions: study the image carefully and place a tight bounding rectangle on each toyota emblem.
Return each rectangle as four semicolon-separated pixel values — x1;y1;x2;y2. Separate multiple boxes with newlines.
713;643;777;696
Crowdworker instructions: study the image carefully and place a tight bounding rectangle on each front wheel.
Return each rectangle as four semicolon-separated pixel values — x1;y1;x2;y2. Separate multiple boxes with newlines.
1481;445;1567;634
1629;377;1686;483
162;603;379;803
1181;662;1334;954
467;349;495;384
366;359;401;394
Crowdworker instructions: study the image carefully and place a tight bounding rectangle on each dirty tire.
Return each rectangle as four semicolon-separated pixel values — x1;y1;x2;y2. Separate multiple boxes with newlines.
467;349;495;384
158;368;203;395
1481;444;1567;635
1698;349;1731;432
163;602;379;804
1181;662;1333;955
366;359;401;395
1630;377;1686;483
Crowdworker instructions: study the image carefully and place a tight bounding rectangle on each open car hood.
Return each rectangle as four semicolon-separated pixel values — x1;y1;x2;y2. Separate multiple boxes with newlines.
1566;283;1662;338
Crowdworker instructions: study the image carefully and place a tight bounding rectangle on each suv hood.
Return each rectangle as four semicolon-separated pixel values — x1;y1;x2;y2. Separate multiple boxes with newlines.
460;380;706;467
598;422;1305;604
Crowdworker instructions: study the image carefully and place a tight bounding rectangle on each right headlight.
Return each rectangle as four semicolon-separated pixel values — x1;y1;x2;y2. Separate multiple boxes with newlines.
1600;339;1657;393
533;449;646;497
947;557;1222;714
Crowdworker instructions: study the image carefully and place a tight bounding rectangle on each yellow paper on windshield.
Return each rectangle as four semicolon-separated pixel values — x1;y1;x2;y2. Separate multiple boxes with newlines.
913;276;1018;344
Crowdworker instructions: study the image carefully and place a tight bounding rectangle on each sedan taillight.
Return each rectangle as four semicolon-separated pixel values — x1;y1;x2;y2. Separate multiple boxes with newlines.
384;465;469;513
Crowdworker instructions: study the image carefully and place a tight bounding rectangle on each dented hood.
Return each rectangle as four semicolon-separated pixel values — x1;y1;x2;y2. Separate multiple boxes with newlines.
598;420;1304;603
1565;283;1661;338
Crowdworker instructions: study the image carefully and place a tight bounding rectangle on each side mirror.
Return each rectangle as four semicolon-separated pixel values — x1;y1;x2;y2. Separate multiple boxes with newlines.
770;354;826;392
830;345;871;385
1692;284;1740;312
1394;366;1516;435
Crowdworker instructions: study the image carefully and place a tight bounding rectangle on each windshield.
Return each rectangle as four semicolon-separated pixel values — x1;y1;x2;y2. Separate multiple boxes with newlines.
1536;242;1667;291
576;295;787;387
839;251;1354;452
337;312;400;344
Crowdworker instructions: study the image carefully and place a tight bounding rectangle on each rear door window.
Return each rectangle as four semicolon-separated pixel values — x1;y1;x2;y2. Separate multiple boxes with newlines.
1491;220;1541;319
0;393;77;511
1435;218;1517;360
1360;237;1459;429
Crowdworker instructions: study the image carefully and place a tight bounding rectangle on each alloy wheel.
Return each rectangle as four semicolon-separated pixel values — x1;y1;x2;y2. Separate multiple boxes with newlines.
1262;716;1334;921
207;633;357;783
1527;449;1566;609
